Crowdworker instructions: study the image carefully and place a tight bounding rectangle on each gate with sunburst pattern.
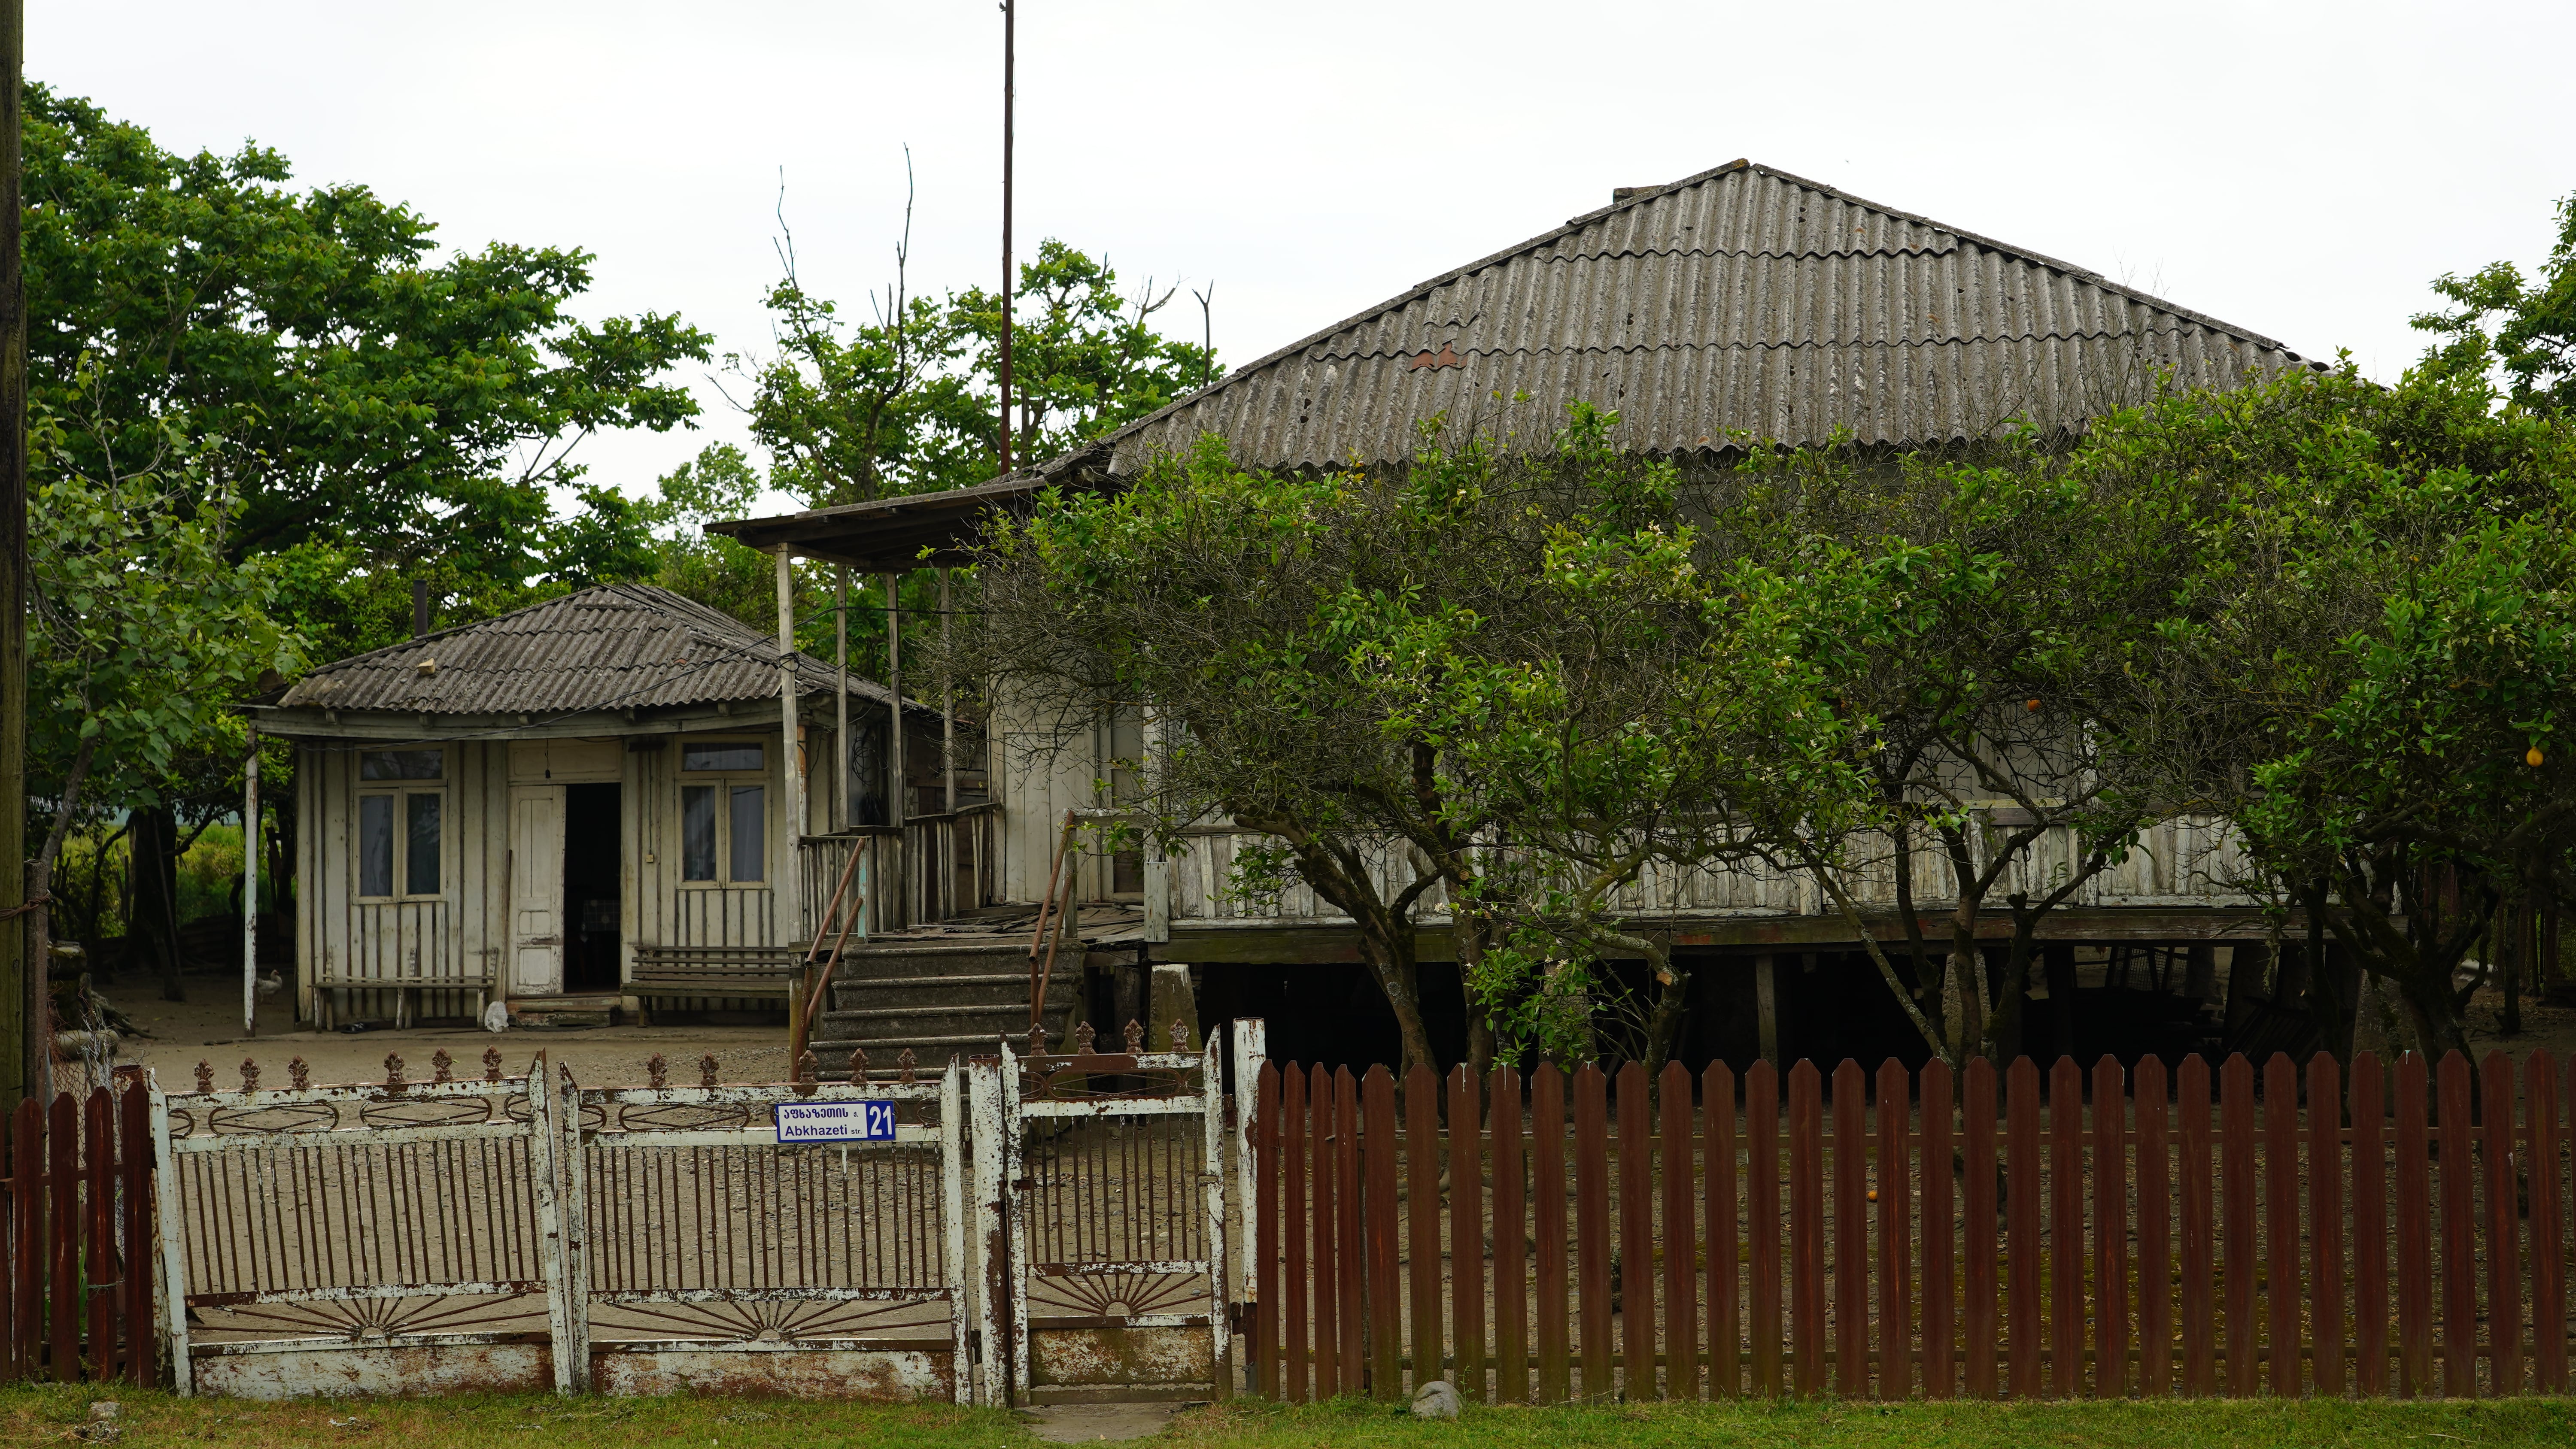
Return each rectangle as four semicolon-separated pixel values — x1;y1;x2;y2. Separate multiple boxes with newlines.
152;1048;973;1400
975;1023;1232;1407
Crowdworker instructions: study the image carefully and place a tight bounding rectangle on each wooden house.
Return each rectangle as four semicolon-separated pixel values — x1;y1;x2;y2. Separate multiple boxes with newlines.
712;161;2331;1070
259;583;969;1028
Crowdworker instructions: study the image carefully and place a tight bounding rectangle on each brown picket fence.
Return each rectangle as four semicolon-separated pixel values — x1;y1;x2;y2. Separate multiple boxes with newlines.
1247;1051;2573;1401
1;1079;156;1385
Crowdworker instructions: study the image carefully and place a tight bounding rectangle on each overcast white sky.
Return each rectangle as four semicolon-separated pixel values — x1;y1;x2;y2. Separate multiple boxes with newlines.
36;1;2576;517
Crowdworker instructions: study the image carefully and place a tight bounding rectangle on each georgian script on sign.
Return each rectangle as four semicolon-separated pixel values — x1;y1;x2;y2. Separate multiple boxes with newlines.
775;1100;896;1143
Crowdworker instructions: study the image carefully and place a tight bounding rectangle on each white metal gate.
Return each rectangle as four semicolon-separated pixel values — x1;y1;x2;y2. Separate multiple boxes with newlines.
972;1025;1230;1407
152;1051;972;1400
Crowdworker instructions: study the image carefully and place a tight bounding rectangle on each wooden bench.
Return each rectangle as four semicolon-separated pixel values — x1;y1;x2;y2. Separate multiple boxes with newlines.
627;945;800;1000
310;972;497;1030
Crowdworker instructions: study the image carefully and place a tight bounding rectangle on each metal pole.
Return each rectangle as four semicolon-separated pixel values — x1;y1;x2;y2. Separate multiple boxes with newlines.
885;573;904;828
242;726;259;1037
998;0;1015;476
835;565;849;831
776;549;803;943
0;0;28;1107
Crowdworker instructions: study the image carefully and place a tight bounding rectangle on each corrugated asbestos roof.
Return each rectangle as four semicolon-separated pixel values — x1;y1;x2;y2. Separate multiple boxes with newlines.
704;160;2318;566
1104;160;2316;471
276;583;915;718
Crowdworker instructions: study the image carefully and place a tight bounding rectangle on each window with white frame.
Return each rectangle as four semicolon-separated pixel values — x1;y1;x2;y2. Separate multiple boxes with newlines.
357;748;444;897
680;740;766;884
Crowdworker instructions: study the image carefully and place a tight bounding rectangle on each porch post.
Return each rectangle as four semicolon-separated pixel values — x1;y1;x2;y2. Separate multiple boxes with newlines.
241;724;259;1036
885;572;904;828
940;567;955;813
835;565;850;831
777;548;803;948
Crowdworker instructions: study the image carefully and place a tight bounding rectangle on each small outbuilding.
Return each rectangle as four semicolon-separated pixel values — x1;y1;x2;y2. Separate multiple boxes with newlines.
259;583;966;1027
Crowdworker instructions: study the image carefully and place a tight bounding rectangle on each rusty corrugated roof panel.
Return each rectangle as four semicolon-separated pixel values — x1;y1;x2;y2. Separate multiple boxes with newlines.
277;583;914;718
1106;161;2315;472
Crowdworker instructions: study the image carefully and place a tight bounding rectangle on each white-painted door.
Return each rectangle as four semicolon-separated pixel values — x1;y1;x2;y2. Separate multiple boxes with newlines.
510;785;566;997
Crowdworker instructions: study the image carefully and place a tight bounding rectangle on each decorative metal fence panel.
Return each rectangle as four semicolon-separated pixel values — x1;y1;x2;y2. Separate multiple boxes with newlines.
152;1051;575;1398
147;1048;977;1400
1248;1050;2575;1403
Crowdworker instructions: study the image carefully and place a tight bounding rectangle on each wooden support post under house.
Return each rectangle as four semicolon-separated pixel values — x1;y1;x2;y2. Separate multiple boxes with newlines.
941;568;956;814
1754;954;1780;1070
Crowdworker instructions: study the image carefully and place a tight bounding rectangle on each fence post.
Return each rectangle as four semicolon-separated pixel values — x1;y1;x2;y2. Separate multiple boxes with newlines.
1747;1061;1782;1397
1333;1067;1361;1397
2352;1053;2390;1397
1617;1061;1653;1403
2134;1055;2171;1396
2179;1055;2215;1396
1492;1064;1527;1405
2047;1057;2081;1400
145;1076;191;1396
1531;1062;1569;1403
1449;1065;1486;1402
1830;1060;1865;1399
1704;1061;1739;1401
1363;1065;1402;1400
1660;1060;1697;1404
1963;1059;1996;1398
1573;1064;1611;1399
2394;1051;2433;1395
1200;1031;1231;1400
2528;1051;2566;1394
1405;1064;1442;1396
1787;1061;1823;1399
47;1092;73;1381
2090;1056;2127;1400
1230;1016;1266;1339
940;1058;972;1405
2482;1051;2521;1395
118;1079;151;1388
967;1051;1012;1407
2309;1052;2347;1397
1282;1063;1307;1401
2436;1052;2475;1396
525;1052;577;1395
84;1088;114;1383
1875;1058;1911;1402
1920;1059;1955;1400
2005;1058;2041;1399
1249;1060;1279;1400
2264;1053;2301;1397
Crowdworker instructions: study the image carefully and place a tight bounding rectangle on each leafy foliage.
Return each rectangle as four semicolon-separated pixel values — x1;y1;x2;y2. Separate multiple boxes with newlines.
2413;189;2576;416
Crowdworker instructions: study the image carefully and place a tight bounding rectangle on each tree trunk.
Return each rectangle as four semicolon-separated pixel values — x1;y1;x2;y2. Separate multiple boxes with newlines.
131;805;184;1003
1640;963;1691;1074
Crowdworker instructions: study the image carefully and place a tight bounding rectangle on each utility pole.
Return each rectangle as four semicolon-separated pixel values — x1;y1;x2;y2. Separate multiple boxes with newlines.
998;0;1015;476
0;0;29;1109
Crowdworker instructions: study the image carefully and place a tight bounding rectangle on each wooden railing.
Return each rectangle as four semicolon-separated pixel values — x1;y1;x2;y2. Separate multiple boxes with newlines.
1163;814;2255;931
799;803;1001;940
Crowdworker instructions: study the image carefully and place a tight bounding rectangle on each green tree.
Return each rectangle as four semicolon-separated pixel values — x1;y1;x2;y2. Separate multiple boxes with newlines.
25;83;712;577
28;375;298;1009
2412;190;2576;418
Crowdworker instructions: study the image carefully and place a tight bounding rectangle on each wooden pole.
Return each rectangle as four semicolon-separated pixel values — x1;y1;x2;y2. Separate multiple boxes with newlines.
941;568;956;813
775;549;802;944
242;726;259;1036
885;573;903;828
0;0;26;1107
835;566;849;830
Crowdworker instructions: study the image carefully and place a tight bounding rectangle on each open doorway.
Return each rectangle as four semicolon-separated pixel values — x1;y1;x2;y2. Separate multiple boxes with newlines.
564;782;622;994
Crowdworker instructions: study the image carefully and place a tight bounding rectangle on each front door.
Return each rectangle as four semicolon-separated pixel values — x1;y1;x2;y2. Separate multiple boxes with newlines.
510;784;566;996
